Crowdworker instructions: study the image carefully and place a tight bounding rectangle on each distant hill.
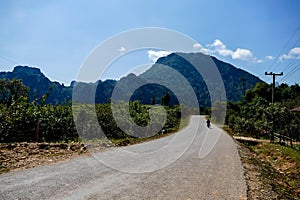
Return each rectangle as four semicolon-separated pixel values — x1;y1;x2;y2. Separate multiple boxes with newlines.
0;66;72;104
0;53;264;106
138;53;263;106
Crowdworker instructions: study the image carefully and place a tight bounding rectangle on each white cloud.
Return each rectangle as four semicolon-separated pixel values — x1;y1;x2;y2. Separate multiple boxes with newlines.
193;43;210;54
232;48;262;63
193;43;202;49
280;47;300;60
266;55;275;60
207;40;233;56
218;48;233;57
207;39;226;50
232;48;252;60
118;46;126;52
147;50;172;62
205;39;262;63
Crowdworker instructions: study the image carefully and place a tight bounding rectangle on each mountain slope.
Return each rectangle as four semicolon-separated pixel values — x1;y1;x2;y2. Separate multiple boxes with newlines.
0;66;72;104
140;52;263;106
0;53;264;106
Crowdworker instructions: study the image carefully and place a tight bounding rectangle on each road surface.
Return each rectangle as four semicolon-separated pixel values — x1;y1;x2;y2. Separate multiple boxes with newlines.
0;116;247;199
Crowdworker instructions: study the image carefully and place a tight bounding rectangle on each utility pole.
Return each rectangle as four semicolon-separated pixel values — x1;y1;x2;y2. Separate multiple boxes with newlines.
265;72;283;103
265;72;283;143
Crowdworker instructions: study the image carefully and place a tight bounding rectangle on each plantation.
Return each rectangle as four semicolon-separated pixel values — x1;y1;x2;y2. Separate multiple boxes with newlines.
0;79;185;143
225;82;300;143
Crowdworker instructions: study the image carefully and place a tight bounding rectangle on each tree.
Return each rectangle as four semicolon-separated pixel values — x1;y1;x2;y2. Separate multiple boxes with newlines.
161;93;170;106
226;83;300;141
151;95;156;105
0;79;29;106
211;101;226;124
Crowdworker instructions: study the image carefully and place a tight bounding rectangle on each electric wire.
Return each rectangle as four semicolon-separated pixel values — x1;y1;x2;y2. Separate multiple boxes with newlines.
0;55;18;65
267;24;300;73
280;62;300;82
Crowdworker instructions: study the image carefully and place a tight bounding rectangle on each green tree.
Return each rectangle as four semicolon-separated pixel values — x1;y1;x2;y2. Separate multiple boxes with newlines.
161;93;170;106
226;83;300;141
151;95;156;105
0;79;29;106
211;102;226;124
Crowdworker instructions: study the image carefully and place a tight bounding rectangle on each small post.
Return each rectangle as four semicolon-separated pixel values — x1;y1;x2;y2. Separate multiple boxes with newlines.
35;120;40;141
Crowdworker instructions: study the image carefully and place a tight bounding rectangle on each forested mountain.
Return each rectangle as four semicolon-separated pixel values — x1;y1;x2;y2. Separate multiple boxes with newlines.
0;66;72;104
139;53;263;106
0;53;264;105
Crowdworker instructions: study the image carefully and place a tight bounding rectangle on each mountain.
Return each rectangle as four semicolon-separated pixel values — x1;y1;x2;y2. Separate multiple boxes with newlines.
112;73;177;105
0;53;264;106
0;66;72;104
0;66;118;104
138;53;263;106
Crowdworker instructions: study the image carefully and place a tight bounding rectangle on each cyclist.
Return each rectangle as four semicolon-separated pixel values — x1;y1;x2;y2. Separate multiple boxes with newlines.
206;118;211;128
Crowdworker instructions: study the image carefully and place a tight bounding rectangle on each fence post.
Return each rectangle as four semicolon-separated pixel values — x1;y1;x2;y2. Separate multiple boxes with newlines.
35;120;40;141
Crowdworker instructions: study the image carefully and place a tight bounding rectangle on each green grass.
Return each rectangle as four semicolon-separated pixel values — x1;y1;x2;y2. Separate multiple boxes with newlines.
222;124;299;198
252;143;300;165
222;125;235;136
0;164;9;173
246;142;300;199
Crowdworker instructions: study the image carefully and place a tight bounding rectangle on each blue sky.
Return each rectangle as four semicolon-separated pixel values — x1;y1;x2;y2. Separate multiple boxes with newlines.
0;0;300;85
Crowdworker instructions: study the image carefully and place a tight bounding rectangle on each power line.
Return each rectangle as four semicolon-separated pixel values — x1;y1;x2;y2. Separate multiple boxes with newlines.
279;49;300;82
283;67;300;83
273;36;300;73
280;62;300;82
0;55;18;65
284;56;300;70
266;24;300;73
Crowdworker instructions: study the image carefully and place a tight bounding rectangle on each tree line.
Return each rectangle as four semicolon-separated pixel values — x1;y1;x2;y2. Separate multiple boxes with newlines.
224;82;300;141
0;79;185;143
2;78;298;143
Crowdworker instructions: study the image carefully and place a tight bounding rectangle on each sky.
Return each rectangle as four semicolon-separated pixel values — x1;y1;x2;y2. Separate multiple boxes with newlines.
0;0;300;85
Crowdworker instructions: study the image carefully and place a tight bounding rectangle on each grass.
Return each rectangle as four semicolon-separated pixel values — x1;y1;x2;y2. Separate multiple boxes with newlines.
0;164;9;173
222;125;271;139
222;125;235;136
222;126;300;199
246;142;300;199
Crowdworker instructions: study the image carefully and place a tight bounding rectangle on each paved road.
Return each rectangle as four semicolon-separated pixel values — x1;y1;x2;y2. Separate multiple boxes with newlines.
0;116;247;199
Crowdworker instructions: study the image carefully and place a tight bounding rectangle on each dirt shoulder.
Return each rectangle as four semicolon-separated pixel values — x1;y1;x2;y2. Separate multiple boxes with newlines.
2;129;299;199
0;135;176;174
0;141;114;174
0;117;191;175
0;132;179;174
237;141;300;200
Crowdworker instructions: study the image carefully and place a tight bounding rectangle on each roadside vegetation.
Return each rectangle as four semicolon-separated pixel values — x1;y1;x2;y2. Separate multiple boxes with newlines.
0;79;194;173
0;79;189;144
239;142;300;199
226;82;300;142
221;82;300;199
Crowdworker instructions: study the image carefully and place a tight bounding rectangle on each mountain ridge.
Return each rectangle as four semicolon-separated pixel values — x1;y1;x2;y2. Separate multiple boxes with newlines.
0;52;264;106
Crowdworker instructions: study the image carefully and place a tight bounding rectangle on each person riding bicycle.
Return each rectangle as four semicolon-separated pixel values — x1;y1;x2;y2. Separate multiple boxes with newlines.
206;118;211;128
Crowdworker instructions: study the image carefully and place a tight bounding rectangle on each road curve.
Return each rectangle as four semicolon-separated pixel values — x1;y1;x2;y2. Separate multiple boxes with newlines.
0;116;247;200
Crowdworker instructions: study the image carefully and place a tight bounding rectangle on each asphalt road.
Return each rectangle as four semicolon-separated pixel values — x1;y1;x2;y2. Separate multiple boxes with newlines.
0;116;247;199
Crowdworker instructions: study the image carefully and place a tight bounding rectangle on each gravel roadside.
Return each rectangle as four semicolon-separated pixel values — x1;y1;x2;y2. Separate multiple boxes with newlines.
238;143;279;200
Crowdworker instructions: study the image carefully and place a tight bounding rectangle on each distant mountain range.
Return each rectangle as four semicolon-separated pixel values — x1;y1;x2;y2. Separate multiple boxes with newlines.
0;66;72;104
0;52;264;106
